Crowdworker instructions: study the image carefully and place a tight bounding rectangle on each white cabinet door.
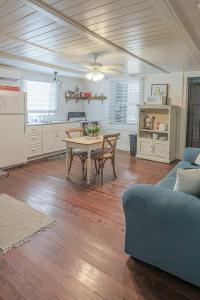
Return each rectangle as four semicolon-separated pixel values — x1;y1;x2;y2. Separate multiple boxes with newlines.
54;133;66;150
138;139;153;156
43;133;56;153
153;141;168;159
27;144;42;157
43;128;66;153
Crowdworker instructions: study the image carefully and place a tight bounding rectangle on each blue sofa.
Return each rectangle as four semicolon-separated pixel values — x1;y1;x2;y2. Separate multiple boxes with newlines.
123;147;200;287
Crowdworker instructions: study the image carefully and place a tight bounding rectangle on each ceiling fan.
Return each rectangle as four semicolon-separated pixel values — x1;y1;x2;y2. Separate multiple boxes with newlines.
79;53;125;81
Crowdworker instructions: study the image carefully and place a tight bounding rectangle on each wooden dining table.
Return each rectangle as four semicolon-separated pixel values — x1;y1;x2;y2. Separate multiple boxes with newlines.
63;135;105;184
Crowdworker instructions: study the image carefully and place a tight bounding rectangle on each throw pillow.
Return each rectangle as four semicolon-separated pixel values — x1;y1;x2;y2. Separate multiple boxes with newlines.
174;168;200;196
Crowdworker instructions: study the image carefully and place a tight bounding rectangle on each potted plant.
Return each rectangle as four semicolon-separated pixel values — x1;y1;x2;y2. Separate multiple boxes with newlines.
86;124;100;139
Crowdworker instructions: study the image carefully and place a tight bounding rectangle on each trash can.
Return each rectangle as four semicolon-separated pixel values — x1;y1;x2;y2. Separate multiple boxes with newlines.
129;134;137;156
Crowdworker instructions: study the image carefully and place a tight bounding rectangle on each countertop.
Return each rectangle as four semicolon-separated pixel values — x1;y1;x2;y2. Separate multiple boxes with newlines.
26;120;83;126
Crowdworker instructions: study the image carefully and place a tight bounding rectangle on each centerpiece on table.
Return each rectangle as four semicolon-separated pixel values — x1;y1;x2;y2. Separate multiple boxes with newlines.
86;124;100;139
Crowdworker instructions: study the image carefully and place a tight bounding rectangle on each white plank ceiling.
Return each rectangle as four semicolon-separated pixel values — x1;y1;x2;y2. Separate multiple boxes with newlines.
0;0;199;77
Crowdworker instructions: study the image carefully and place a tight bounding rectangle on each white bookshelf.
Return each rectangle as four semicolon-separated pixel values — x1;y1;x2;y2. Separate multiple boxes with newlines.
136;104;179;163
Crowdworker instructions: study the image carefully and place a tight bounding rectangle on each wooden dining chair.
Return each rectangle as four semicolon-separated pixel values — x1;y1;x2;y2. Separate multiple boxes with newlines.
91;133;120;185
66;128;87;178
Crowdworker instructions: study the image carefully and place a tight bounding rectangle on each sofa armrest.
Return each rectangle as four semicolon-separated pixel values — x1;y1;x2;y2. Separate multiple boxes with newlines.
123;184;200;287
123;184;200;221
182;147;200;162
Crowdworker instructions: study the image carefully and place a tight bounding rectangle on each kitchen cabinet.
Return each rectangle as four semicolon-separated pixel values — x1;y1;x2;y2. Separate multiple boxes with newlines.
43;132;55;153
26;125;42;158
43;123;66;153
26;123;67;159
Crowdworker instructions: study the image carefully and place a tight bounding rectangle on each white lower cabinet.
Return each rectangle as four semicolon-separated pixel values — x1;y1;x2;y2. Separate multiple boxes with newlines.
43;132;56;153
137;138;169;162
26;126;43;158
138;139;153;156
27;144;42;157
43;132;66;153
26;123;67;159
43;123;66;153
55;132;66;150
153;141;168;159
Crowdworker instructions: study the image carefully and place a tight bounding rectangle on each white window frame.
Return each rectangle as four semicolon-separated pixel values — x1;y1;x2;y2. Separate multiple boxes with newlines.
23;80;58;115
109;78;143;125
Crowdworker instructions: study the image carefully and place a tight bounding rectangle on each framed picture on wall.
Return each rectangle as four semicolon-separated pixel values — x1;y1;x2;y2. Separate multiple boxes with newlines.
151;84;168;98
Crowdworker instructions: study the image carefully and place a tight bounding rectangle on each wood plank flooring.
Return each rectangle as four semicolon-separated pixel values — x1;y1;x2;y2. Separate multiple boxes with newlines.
0;151;200;300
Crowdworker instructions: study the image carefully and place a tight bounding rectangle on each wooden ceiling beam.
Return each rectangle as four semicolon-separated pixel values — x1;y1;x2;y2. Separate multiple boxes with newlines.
20;0;169;73
151;0;200;62
0;51;84;75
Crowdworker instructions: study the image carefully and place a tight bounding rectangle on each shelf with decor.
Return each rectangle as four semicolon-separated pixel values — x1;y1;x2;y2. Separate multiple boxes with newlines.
65;96;107;104
136;104;180;163
65;87;106;104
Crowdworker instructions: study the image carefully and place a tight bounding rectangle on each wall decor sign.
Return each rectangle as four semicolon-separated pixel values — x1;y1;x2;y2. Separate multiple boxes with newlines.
151;84;168;98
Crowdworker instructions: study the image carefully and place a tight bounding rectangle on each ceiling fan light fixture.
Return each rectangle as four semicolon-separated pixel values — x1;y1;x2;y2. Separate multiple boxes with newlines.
86;70;104;81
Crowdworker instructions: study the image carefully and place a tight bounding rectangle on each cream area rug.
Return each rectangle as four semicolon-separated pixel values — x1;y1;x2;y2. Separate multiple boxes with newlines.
0;194;57;254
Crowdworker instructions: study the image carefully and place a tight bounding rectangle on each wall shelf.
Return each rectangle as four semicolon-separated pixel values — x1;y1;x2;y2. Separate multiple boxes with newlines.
65;96;107;104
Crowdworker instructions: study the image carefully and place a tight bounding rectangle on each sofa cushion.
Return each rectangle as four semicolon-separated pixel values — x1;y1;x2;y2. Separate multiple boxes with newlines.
174;168;200;197
157;160;200;191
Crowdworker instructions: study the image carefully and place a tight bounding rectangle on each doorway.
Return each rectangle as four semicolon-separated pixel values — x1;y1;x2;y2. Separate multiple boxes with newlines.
186;78;200;147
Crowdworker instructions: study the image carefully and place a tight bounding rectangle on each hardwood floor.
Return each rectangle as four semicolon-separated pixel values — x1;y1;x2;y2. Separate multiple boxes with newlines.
0;151;200;300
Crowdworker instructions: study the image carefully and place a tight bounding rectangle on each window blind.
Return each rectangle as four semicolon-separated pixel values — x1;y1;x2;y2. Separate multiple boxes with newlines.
24;80;57;112
109;78;143;124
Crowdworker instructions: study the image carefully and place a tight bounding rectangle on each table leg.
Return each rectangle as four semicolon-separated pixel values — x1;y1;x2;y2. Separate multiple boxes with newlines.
87;149;91;184
65;146;70;177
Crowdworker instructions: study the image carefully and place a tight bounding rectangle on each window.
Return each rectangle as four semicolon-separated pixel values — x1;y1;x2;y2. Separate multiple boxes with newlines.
24;80;57;115
109;78;143;124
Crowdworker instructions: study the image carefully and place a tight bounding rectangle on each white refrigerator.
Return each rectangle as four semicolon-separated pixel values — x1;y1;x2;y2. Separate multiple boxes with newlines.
0;91;26;169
